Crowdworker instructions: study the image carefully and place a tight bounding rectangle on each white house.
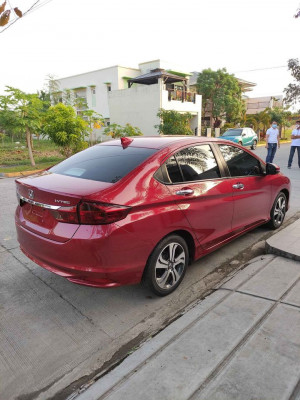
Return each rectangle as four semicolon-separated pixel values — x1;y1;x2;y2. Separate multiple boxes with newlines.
56;59;282;138
108;61;202;136
55;60;202;138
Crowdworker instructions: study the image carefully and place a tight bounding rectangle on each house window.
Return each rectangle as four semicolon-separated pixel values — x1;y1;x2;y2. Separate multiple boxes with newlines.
91;87;96;107
107;85;111;92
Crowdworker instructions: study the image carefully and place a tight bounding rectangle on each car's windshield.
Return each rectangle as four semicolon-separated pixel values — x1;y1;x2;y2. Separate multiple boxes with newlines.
50;145;157;183
222;129;243;137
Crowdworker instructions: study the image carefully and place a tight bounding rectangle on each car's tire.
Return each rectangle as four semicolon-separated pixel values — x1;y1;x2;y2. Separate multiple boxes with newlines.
251;140;257;150
267;192;287;230
142;235;189;296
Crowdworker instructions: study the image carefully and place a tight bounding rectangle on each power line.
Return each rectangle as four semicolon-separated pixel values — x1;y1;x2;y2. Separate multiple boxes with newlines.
234;66;286;73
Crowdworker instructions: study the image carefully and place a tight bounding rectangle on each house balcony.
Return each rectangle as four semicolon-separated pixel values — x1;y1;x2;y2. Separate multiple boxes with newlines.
167;89;196;103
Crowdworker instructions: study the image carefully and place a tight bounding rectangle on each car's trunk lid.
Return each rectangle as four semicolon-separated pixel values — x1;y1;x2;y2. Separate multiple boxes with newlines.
16;172;113;242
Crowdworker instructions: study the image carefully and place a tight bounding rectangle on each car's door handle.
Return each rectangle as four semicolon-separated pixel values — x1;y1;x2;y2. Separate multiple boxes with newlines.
176;189;194;196
232;183;244;190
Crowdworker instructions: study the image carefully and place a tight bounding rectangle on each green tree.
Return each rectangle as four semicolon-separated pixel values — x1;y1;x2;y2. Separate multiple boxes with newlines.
0;93;16;141
104;123;143;138
44;103;88;157
0;87;45;166
155;109;193;135
44;78;105;145
196;68;245;127
248;110;271;137
284;59;300;105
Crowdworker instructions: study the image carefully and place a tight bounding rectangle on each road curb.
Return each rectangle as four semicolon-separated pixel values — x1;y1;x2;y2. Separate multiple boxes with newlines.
0;169;44;178
265;218;300;261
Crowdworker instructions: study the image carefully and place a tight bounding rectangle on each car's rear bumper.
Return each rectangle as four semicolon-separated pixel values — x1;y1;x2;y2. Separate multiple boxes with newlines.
15;217;148;288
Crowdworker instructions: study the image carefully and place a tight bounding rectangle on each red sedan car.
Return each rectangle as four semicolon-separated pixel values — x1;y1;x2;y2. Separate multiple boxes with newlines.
15;136;290;296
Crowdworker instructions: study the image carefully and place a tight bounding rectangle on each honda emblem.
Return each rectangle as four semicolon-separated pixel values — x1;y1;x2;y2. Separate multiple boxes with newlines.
28;189;34;200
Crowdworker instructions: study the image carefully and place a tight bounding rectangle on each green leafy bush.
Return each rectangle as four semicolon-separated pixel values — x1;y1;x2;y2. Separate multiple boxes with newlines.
44;103;88;157
104;123;143;138
156;109;193;135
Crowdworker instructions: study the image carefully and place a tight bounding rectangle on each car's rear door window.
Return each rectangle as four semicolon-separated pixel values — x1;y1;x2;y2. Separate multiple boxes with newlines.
176;145;221;181
50;145;157;183
165;156;183;183
219;144;262;177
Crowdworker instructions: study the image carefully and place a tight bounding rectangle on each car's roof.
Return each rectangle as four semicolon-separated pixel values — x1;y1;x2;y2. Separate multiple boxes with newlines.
100;136;221;150
225;127;252;130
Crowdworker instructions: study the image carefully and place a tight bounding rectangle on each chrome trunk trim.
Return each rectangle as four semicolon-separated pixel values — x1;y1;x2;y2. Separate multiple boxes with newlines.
18;194;61;210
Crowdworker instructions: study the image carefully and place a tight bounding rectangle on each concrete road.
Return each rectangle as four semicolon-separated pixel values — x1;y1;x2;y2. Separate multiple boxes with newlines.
77;253;300;400
0;143;299;400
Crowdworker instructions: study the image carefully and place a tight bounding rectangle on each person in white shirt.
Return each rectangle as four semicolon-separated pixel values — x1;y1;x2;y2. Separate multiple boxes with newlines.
265;121;280;163
287;120;300;168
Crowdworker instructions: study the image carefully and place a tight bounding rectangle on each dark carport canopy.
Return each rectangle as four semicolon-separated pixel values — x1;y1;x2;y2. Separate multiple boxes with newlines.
128;68;187;87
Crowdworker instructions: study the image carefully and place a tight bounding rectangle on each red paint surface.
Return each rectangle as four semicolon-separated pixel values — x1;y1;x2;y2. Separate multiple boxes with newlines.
15;137;291;288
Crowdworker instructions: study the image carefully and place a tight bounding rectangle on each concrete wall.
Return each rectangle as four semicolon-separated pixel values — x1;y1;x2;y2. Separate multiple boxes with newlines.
139;60;162;74
108;83;161;136
109;81;202;137
117;66;140;90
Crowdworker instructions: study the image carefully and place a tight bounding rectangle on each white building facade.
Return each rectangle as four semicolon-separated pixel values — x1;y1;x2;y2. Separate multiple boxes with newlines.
246;96;283;115
55;60;202;138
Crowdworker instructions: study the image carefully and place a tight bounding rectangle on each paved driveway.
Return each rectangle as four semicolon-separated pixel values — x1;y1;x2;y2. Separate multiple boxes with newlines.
0;143;299;400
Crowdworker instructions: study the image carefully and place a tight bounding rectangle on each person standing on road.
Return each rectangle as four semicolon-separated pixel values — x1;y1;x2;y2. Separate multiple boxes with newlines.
287;120;300;169
265;121;280;163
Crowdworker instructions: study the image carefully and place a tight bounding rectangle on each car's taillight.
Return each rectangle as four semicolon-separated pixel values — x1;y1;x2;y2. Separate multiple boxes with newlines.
50;202;131;225
50;206;79;224
78;202;131;225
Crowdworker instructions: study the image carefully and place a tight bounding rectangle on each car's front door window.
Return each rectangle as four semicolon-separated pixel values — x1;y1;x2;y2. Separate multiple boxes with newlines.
219;145;262;176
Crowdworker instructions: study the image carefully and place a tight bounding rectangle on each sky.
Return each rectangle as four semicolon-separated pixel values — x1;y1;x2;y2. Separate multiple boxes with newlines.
1;0;299;105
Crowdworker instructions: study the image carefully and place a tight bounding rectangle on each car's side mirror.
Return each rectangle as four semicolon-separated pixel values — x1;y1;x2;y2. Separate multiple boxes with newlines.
242;133;246;137
266;163;280;175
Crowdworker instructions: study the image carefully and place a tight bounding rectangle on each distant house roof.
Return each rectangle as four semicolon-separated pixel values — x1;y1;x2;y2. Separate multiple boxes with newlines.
189;72;256;93
238;78;256;92
128;68;187;87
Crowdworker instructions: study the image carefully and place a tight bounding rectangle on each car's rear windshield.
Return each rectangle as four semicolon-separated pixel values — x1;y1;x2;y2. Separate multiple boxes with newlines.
50;145;157;183
222;129;243;136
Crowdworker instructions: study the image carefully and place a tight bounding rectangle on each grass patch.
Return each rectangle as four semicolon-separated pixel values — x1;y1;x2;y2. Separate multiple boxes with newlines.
0;139;65;171
0;162;60;173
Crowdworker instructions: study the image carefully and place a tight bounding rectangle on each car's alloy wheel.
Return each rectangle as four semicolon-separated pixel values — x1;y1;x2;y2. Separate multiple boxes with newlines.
251;140;257;150
142;235;188;296
268;192;287;229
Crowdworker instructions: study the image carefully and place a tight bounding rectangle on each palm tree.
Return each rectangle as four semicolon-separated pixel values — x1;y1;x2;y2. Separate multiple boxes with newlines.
254;110;271;137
